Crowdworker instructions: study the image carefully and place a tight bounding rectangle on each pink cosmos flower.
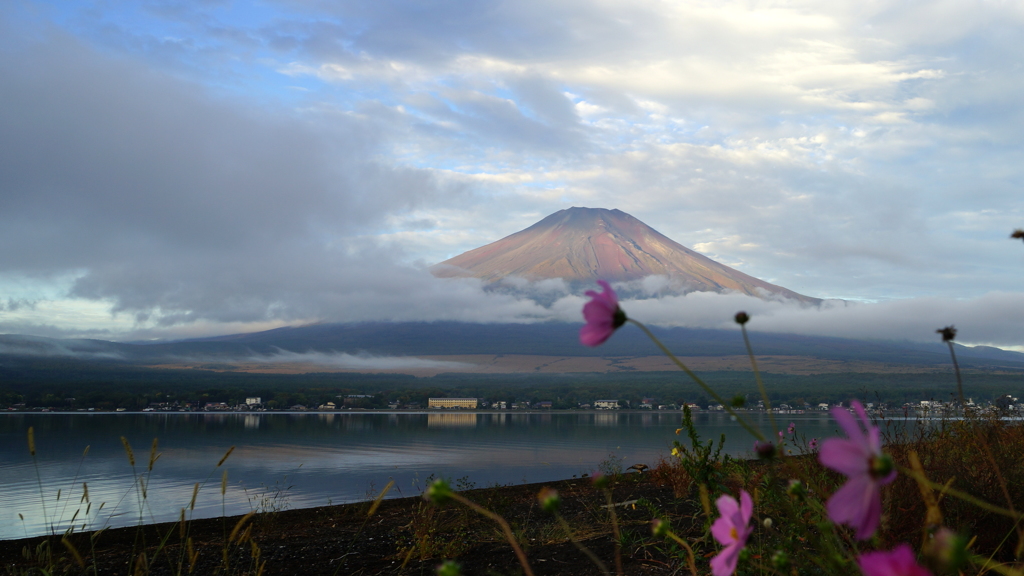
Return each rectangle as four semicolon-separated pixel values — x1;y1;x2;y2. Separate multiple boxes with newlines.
857;544;932;576
787;422;795;435
808;438;818;451
819;400;896;540
579;280;626;347
710;490;754;576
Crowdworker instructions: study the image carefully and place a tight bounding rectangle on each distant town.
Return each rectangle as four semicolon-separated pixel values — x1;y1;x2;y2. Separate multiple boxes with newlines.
4;393;1020;416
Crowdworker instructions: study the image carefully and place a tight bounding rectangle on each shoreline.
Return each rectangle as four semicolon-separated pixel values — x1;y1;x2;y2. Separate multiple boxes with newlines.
0;473;688;575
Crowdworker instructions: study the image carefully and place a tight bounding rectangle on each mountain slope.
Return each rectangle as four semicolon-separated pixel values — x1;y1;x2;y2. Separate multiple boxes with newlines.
432;207;819;303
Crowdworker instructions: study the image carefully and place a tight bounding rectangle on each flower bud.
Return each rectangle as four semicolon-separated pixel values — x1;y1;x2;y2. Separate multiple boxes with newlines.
754;440;776;460
734;312;750;325
538;487;561;513
591;473;609;490
924;527;969;573
436;560;461;576
651;518;670;537
869;454;895;479
786;479;806;499
424;479;453;504
771;550;790;570
613;308;627;329
937;326;956;342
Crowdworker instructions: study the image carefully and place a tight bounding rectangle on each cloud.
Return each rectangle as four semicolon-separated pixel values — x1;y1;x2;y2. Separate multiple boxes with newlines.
2;1;1024;345
0;335;125;360
248;349;473;371
613;289;1024;349
4;273;1022;351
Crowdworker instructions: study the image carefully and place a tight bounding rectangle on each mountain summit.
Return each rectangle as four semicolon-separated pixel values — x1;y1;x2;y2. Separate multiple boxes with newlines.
432;207;820;304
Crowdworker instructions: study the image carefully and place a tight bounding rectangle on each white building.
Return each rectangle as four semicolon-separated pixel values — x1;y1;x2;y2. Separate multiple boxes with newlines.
594;399;619;410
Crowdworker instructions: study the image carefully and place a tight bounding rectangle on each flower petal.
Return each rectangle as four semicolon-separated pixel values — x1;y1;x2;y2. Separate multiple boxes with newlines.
582;297;615;322
858;544;933;576
831;404;867;446
579;323;613;347
826;474;882;540
710;543;741;576
715;494;739;519
595;280;617;306
710;515;736;545
819;437;870;476
739;490;753;524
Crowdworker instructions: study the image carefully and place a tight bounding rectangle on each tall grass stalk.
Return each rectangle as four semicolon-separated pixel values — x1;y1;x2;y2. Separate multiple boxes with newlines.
54;445;90;533
26;427;51;535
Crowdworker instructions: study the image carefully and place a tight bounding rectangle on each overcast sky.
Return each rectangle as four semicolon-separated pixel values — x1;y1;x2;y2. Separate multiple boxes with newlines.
2;1;1023;348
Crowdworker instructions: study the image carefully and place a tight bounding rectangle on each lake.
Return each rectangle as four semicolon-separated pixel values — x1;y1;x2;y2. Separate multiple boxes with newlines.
1;411;848;540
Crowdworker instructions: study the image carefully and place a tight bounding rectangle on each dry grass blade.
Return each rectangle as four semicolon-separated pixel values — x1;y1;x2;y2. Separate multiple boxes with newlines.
148;438;159;471
27;426;35;456
190;483;200;511
221;470;228;496
120;436;135;467
367;479;394;518
217;446;235;467
907;451;944;535
61;537;85;568
901;467;1024;521
187;537;198;574
228;511;256;544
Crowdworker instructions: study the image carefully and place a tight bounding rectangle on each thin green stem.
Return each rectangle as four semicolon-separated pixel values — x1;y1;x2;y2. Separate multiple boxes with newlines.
627;319;766;442
741;325;779;441
553;513;611;575
602;488;623;576
946;341;965;405
899;466;1024;521
969;553;1024;576
449;492;536;576
662;529;698;576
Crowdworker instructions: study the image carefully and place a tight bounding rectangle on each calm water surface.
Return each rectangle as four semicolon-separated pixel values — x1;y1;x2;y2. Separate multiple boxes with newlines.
1;411;851;540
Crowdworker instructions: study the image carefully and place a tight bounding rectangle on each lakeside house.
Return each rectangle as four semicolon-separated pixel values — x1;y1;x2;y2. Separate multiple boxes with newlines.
428;398;479;409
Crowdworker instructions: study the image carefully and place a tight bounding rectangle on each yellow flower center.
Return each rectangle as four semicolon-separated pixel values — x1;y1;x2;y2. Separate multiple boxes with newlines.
730;527;738;540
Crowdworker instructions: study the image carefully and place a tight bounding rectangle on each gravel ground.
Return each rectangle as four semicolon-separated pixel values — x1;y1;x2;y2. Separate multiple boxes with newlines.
1;471;706;576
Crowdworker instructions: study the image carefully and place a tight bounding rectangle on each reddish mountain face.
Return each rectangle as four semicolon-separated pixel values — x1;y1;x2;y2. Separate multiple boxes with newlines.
432;207;820;304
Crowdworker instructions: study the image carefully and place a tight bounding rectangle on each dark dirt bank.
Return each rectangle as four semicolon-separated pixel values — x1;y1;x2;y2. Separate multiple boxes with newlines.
2;471;707;576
